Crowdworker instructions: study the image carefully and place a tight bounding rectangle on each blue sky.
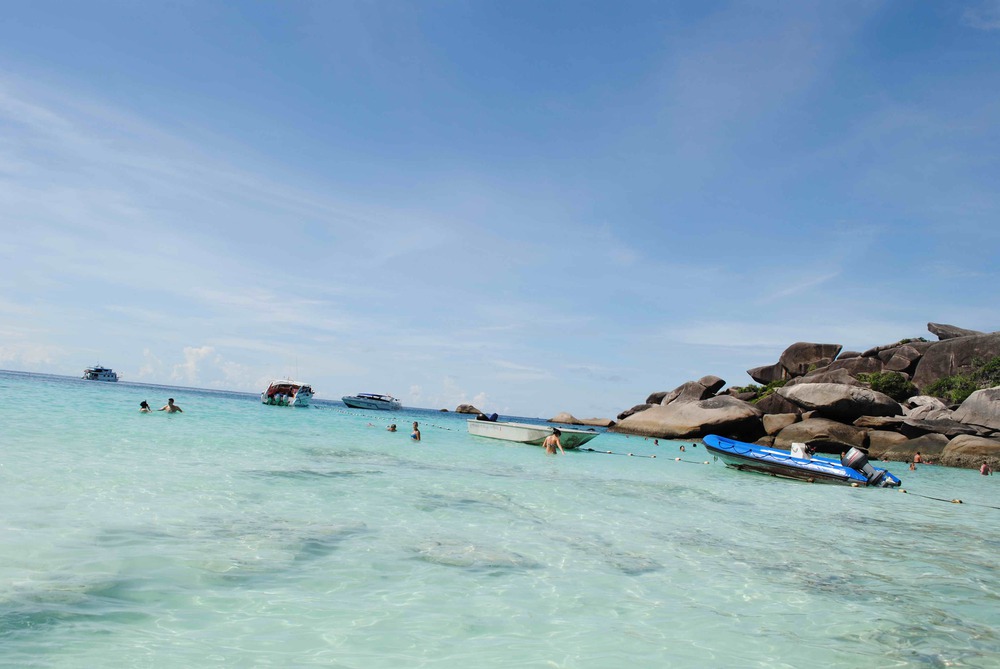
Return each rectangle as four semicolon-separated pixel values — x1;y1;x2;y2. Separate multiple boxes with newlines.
1;1;998;418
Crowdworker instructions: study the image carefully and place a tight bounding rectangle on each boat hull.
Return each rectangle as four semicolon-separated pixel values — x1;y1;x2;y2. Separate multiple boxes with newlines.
467;420;599;450
704;435;901;487
341;395;402;411
261;381;313;408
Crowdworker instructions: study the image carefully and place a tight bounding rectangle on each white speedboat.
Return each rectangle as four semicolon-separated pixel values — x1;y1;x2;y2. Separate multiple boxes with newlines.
341;393;402;411
83;365;118;382
466;419;600;450
261;380;314;407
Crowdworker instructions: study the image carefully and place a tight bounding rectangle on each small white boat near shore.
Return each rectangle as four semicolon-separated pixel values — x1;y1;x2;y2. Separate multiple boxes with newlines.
341;393;402;411
83;365;118;382
261;380;314;407
466;419;600;450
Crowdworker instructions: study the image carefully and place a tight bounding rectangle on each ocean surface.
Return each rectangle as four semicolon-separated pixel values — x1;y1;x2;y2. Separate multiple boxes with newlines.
2;370;998;668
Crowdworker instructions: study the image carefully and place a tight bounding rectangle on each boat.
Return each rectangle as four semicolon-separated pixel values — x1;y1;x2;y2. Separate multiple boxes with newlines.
703;435;901;487
261;380;314;407
82;365;118;382
466;419;600;450
341;393;402;411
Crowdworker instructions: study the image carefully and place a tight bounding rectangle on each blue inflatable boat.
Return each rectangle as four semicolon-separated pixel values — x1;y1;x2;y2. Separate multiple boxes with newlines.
703;435;902;487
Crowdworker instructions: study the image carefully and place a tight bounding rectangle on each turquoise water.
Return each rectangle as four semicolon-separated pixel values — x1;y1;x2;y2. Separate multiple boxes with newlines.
2;371;998;668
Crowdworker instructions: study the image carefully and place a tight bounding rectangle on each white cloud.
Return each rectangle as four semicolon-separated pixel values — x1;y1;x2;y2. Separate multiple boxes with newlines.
171;346;214;385
962;1;1000;30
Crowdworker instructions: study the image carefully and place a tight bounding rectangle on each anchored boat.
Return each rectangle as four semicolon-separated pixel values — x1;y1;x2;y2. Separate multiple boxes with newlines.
467;419;600;450
83;365;118;382
261;380;314;407
704;434;901;487
341;393;402;411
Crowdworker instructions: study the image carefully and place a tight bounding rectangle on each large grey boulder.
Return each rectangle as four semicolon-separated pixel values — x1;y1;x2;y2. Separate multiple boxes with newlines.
773;417;867;453
884;344;924;374
928;322;984;340
952;387;1000;432
455;404;484;415
778;383;902;422
698;375;726;395
877;433;949;463
900;418;988;439
613;396;763;440
789;368;863;387
912;333;1000;389
763;413;798;435
617;404;652;420
549;413;615;428
824;355;884;377
778;342;843;377
754;392;802;415
939;434;1000;469
867;430;910;458
747;362;788;385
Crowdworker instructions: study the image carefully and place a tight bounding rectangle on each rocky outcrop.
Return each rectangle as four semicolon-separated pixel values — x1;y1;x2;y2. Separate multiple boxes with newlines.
612;322;998;469
779;342;843;377
952;387;1000;431
778;383;902;422
912;332;1000;388
549;412;614;427
928;323;984;340
615;396;763;440
455;404;484;415
939;434;1000;468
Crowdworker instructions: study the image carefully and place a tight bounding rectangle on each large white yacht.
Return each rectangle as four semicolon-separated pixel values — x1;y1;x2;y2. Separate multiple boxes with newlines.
83;365;119;382
341;393;402;411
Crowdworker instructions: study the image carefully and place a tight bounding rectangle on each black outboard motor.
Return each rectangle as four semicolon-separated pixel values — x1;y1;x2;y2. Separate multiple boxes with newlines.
841;447;886;486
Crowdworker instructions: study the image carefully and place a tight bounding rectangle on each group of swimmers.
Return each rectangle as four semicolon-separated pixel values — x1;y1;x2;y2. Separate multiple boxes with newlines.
139;398;183;413
383;422;420;441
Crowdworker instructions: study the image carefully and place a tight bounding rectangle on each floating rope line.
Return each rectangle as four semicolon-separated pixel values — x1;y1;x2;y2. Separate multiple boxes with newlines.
579;447;657;459
899;489;1000;510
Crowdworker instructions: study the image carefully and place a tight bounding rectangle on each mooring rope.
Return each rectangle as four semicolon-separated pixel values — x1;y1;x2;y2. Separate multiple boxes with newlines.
899;489;1000;510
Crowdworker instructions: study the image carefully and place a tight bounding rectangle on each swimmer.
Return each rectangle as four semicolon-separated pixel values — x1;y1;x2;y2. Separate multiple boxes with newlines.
543;429;564;455
158;398;183;413
387;424;397;432
139;400;151;413
411;422;421;441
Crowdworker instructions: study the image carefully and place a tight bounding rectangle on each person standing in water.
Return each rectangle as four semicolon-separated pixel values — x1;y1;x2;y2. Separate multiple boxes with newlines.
139;401;152;413
411;422;421;441
543;429;564;455
158;398;183;413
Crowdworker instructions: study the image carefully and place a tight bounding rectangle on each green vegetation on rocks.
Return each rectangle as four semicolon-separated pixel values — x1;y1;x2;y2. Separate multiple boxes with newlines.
924;356;1000;405
856;371;918;402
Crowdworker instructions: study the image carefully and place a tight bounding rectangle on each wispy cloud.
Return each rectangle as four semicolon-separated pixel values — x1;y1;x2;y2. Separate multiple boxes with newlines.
962;0;1000;30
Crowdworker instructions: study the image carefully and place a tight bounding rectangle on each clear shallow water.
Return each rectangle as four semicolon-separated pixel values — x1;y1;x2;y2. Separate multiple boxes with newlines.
2;371;998;668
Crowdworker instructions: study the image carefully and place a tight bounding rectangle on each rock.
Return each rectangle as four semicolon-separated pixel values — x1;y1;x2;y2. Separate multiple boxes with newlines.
939;434;1000;469
698;375;726;394
549;413;614;427
613;396;763;441
762;413;798;435
754;392;802;415
727;390;757;401
455;404;483;415
788;368;863;387
900;418;987;439
953;387;1000;432
928;322;984;340
884;345;924;374
617;404;652;420
912;332;1000;389
665;381;715;405
778;342;843;377
904;403;953;421
826;355;884;377
747;362;788;385
853;415;905;429
645;391;668;405
773;417;867;453
867;430;910;458
778;383;902;422
838;351;862;359
878;433;949;462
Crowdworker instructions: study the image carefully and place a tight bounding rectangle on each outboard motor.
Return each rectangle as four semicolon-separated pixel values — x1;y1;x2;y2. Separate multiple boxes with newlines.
841;447;887;486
